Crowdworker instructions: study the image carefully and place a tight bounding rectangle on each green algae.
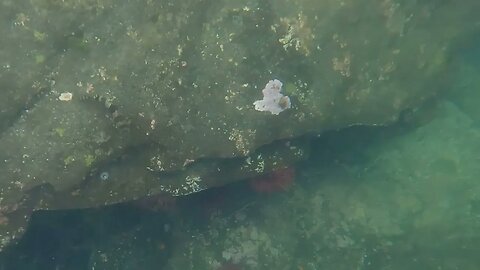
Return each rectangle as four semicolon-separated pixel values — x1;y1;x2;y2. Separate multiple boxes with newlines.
0;0;479;262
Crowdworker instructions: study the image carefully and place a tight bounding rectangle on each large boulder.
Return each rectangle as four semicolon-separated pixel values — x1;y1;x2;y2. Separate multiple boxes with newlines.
0;0;478;250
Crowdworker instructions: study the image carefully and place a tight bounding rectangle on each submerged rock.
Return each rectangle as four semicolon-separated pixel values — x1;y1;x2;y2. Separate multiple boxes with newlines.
0;0;478;250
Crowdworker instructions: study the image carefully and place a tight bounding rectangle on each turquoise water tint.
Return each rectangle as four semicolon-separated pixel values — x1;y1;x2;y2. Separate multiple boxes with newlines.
0;0;479;269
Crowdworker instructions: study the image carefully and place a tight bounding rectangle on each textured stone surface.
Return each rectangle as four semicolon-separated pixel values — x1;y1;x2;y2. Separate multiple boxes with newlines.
0;0;478;250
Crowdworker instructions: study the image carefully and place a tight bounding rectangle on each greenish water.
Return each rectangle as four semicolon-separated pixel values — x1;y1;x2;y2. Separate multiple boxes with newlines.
1;1;480;269
3;69;480;270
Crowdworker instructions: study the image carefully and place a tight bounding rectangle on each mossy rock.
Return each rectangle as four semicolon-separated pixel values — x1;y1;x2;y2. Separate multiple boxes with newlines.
0;0;478;250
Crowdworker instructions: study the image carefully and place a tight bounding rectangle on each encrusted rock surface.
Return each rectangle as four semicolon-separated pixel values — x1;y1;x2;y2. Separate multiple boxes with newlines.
0;0;478;250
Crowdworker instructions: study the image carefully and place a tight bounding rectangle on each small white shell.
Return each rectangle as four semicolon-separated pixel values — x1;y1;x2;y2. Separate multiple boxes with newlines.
58;92;73;101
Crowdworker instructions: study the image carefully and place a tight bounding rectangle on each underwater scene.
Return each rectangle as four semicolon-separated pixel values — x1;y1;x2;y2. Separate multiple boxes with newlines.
0;0;480;269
